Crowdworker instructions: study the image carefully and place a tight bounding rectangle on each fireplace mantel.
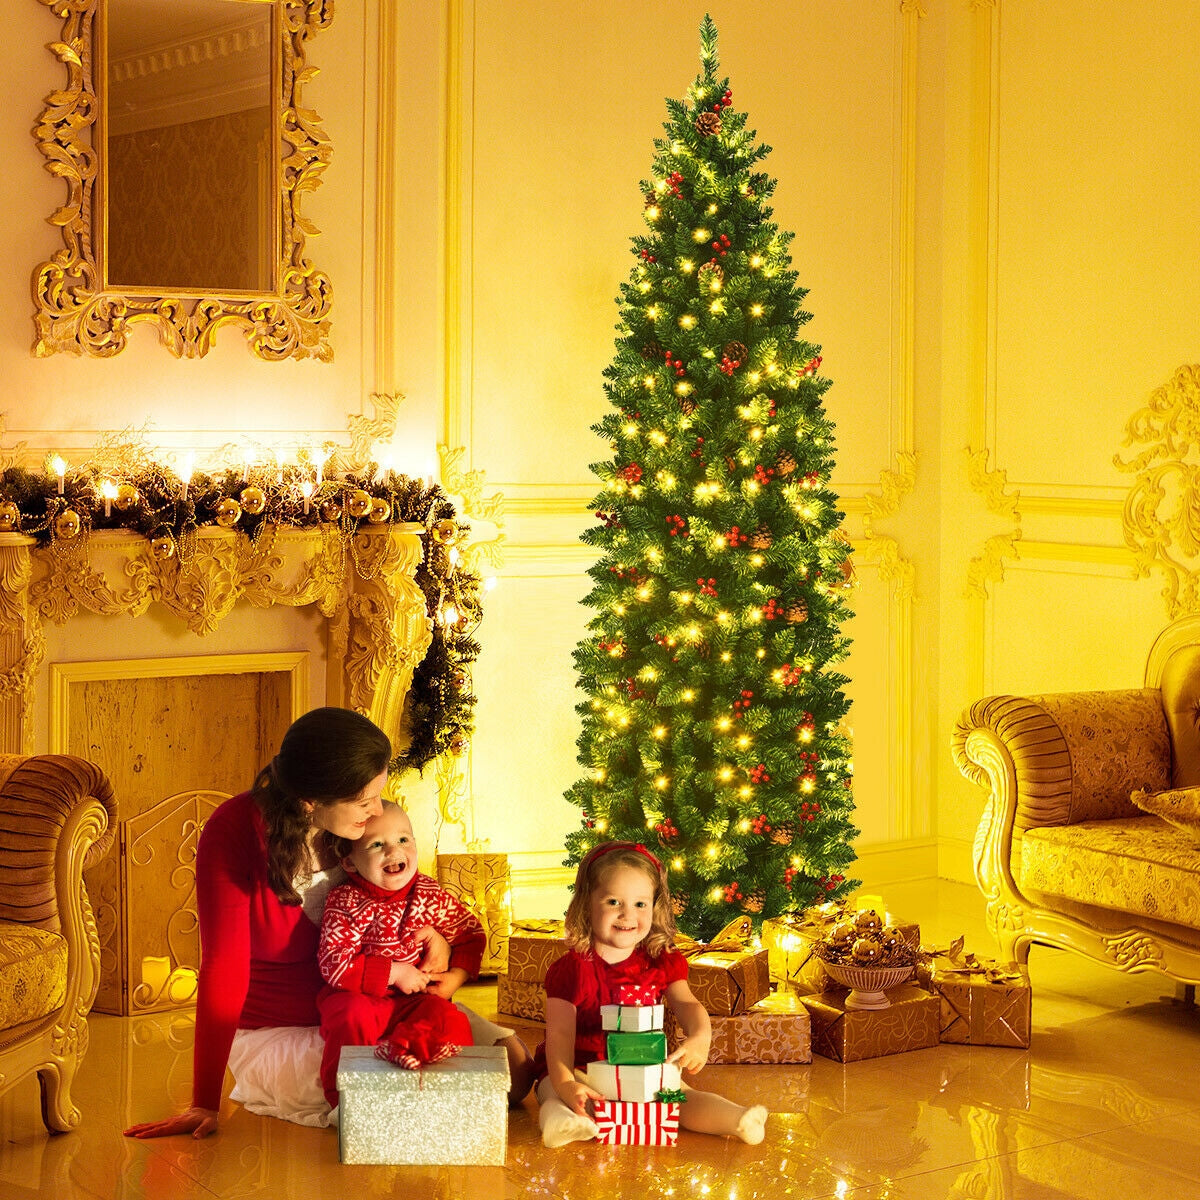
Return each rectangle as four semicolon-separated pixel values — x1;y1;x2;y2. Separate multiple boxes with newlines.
0;524;433;755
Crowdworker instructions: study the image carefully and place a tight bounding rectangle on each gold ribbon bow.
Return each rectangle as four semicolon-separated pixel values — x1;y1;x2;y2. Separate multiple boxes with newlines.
676;915;754;958
921;935;1023;983
511;919;564;935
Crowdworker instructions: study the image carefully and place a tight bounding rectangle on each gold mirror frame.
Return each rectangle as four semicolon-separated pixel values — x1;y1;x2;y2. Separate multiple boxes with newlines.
31;0;333;361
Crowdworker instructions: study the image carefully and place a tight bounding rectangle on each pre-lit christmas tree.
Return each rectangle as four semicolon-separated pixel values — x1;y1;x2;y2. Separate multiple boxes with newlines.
564;16;858;939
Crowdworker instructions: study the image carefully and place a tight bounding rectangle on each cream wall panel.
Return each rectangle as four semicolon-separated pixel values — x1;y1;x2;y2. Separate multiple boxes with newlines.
991;1;1200;488
984;555;1162;698
839;565;899;852
470;567;592;857
466;0;902;496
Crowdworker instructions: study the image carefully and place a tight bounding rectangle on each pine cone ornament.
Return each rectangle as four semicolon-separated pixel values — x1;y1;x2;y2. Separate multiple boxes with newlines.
723;341;748;364
640;341;664;361
770;821;795;845
748;524;773;550
671;892;690;917
786;599;809;624
679;396;698;415
695;111;723;137
697;260;724;290
741;889;765;914
776;450;797;476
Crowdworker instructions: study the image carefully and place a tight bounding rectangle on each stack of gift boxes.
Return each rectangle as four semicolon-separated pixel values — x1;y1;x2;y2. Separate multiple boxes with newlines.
587;983;682;1145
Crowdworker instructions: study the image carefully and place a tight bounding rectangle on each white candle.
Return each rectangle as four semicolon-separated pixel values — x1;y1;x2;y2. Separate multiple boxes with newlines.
101;480;118;519
51;455;66;496
181;451;195;502
300;480;314;515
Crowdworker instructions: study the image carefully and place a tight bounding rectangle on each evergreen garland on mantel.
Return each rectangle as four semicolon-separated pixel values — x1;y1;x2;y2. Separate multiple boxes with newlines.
0;458;480;776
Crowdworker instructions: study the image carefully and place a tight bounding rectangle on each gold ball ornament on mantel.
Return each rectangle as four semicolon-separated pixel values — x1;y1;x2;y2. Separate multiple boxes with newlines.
367;497;391;524
239;486;267;516
319;498;343;524
346;489;373;520
0;501;20;531
214;498;242;528
431;518;458;544
54;509;82;540
449;734;469;756
114;483;140;511
150;533;176;560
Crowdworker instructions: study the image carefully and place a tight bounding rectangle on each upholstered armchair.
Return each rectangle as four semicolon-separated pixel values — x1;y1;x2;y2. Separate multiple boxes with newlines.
952;617;1200;988
0;755;115;1131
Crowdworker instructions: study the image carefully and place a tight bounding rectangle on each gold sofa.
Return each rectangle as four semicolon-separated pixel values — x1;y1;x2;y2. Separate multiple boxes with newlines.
952;618;1200;987
0;755;115;1131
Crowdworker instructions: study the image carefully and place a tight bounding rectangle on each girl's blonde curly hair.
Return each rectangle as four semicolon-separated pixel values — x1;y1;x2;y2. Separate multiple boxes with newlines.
563;842;677;958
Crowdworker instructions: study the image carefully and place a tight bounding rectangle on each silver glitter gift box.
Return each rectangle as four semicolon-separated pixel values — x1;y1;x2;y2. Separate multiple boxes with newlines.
337;1045;510;1165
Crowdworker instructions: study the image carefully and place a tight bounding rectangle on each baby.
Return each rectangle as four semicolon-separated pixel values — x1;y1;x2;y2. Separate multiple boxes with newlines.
315;801;485;1107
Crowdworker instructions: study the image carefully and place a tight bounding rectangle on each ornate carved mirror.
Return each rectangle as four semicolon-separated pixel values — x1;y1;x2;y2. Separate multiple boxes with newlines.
32;0;333;360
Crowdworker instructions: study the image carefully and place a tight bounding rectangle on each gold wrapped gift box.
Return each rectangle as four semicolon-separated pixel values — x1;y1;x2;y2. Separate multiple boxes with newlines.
761;906;921;996
666;989;812;1063
435;853;514;975
915;953;1032;1048
505;919;568;983
801;982;940;1063
686;947;771;1017
495;973;546;1022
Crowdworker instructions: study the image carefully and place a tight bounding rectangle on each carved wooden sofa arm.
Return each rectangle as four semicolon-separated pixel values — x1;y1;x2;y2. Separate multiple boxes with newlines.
0;755;116;1131
951;688;1200;984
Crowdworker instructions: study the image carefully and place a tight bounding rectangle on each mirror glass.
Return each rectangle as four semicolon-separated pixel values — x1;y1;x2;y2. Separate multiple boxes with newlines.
104;0;275;293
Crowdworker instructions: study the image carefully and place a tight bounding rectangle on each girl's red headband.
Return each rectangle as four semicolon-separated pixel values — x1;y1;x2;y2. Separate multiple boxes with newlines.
583;840;664;874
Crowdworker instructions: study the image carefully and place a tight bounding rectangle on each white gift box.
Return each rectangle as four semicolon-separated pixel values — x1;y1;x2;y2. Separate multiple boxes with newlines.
600;1003;665;1032
585;1058;682;1103
336;1045;509;1165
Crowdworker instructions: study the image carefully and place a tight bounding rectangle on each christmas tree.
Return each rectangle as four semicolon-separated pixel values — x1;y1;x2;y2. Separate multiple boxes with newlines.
564;15;858;939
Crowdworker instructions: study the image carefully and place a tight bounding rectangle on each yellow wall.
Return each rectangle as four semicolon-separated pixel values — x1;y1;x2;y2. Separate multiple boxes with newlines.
3;1;1194;914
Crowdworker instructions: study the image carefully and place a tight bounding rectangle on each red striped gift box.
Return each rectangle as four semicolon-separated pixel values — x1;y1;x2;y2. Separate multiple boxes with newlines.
593;1100;680;1146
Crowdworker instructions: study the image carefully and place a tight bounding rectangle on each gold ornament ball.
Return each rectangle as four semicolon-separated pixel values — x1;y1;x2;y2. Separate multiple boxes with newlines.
449;735;469;756
319;498;343;523
114;483;140;511
150;534;176;560
239;486;267;516
214;498;242;528
829;921;857;947
346;489;373;520
451;667;468;690
850;936;882;965
431;518;458;544
367;497;391;524
0;501;20;531
54;509;82;540
854;909;883;934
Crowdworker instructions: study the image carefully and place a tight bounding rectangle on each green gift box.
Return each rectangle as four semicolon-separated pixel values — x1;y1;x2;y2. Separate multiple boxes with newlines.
606;1030;667;1065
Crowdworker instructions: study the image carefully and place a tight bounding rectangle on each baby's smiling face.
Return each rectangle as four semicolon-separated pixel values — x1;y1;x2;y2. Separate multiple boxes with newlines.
344;803;417;892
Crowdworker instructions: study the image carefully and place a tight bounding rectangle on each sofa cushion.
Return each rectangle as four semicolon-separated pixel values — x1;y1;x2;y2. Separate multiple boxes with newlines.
0;922;67;1028
1131;785;1200;846
1019;816;1200;929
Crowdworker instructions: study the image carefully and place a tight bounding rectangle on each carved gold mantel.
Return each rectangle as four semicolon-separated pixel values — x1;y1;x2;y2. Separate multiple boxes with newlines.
0;523;433;756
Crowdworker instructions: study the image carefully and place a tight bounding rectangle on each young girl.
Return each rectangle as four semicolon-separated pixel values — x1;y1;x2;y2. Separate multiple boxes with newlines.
534;841;769;1147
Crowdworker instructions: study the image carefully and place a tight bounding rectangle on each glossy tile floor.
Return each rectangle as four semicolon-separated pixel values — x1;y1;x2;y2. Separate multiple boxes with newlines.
3;881;1199;1199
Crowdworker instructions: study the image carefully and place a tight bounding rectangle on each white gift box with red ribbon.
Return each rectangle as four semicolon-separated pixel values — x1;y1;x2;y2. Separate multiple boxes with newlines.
586;1059;682;1103
593;1099;680;1146
600;1003;665;1032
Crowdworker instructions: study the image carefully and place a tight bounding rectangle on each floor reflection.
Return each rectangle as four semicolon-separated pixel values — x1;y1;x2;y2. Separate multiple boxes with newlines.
1;882;1197;1200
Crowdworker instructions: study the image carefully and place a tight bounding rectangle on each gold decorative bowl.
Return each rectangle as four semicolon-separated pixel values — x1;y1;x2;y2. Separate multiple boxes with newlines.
821;961;914;1009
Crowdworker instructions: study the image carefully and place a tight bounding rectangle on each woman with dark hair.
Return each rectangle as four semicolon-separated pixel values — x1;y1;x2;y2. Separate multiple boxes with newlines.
125;707;533;1139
